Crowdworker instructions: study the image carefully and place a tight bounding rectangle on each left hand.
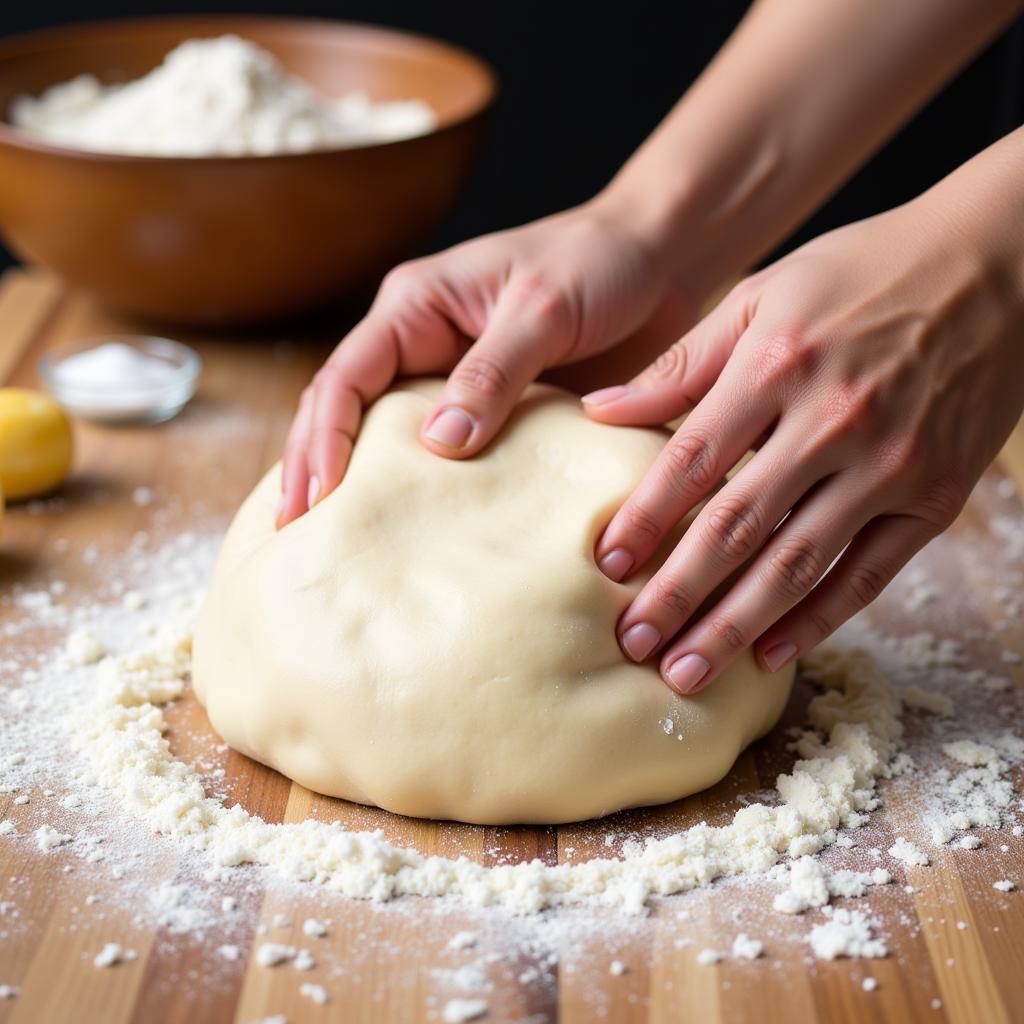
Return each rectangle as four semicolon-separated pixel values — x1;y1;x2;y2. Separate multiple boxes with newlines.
583;192;1024;695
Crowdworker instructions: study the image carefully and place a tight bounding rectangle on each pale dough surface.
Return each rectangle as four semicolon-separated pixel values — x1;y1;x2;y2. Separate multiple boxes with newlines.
193;380;795;825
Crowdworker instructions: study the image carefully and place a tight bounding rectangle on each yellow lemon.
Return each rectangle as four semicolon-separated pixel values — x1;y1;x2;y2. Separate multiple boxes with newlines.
0;388;74;500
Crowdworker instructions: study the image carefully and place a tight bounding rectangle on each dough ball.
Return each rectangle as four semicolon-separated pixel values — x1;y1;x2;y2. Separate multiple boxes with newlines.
193;381;794;825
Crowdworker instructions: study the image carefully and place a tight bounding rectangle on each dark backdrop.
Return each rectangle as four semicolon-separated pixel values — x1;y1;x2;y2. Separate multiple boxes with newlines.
2;2;1023;271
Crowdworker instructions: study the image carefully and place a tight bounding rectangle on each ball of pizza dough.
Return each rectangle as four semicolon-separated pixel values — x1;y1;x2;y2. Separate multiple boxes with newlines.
193;380;794;824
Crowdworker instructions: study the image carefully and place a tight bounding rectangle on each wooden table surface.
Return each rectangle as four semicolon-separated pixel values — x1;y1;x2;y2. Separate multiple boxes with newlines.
0;267;1022;1024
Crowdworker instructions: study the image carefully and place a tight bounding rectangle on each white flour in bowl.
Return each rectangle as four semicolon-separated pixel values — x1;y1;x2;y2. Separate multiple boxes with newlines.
8;34;436;156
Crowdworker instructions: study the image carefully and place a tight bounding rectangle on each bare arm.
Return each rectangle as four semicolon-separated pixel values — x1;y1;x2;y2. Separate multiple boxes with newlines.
605;0;1022;298
279;0;1021;526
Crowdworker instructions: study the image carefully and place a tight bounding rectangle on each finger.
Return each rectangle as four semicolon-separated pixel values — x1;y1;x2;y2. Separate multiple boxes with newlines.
277;386;315;528
615;421;833;663
305;310;404;503
594;355;778;583
420;288;560;459
755;514;936;672
656;473;880;695
303;262;469;508
581;277;756;427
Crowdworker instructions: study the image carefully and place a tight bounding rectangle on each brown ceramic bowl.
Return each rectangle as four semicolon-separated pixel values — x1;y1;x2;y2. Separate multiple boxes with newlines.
0;16;496;328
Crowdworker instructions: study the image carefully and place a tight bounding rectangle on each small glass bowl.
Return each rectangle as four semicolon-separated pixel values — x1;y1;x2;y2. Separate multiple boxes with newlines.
38;335;202;425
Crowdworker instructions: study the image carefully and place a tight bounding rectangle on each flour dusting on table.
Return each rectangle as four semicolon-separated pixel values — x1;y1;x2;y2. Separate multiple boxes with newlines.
0;472;1022;1015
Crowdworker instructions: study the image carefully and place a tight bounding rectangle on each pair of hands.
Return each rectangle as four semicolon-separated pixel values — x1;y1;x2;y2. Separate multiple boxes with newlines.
279;189;1023;697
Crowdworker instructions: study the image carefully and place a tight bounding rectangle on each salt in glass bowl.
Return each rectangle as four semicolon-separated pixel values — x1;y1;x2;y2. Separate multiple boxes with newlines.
38;335;202;424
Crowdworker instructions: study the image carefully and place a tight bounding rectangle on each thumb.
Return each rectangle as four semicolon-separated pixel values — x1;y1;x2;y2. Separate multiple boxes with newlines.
581;278;755;427
420;293;559;459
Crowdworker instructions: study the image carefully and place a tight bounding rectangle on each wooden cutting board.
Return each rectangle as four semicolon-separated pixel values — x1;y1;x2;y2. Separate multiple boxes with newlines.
0;266;1023;1024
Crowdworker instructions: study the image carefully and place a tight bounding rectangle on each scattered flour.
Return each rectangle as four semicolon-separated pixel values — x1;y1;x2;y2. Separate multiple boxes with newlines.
93;942;133;968
808;909;887;961
993;880;1015;892
772;855;890;914
35;825;72;852
731;934;763;960
925;735;1022;844
442;998;489;1023
63;627;106;667
256;943;296;967
298;982;329;1005
889;838;930;867
302;918;329;938
447;931;478;952
696;949;725;966
0;497;1020;1015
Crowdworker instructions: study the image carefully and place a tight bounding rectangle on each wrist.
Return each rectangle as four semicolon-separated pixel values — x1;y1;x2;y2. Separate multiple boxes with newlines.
913;158;1024;317
593;164;721;308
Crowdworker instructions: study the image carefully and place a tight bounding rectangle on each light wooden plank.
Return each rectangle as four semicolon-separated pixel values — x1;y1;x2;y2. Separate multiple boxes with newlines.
0;269;64;384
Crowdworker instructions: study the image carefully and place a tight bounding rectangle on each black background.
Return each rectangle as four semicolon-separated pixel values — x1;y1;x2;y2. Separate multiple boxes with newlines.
2;2;1022;272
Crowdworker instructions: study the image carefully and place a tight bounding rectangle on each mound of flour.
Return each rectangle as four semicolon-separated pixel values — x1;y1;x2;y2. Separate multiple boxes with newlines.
9;35;436;156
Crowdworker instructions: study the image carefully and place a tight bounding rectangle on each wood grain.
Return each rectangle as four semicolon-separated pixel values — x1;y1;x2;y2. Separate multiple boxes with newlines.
0;270;1022;1024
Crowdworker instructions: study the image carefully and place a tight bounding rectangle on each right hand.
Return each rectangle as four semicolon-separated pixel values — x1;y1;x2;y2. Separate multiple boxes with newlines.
277;196;697;527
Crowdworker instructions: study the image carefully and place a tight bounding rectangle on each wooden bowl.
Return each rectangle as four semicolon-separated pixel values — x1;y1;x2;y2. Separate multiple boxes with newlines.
0;16;496;328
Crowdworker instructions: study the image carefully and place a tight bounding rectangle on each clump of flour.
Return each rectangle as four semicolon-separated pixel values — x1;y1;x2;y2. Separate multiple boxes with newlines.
10;35;436;156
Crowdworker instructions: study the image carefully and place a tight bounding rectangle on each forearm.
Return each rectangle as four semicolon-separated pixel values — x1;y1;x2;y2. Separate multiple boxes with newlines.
602;0;1021;299
915;124;1024;306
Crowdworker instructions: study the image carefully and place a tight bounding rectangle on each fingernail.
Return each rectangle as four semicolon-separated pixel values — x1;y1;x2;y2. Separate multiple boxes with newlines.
664;653;711;694
307;475;321;509
581;384;631;406
599;548;633;582
275;495;286;523
621;622;661;662
425;407;474;449
762;640;797;672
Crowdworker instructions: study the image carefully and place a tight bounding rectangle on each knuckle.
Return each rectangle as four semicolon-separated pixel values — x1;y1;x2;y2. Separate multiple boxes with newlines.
749;332;818;387
873;432;931;486
380;261;426;302
702;494;764;563
726;275;758;305
806;607;834;642
811;383;880;451
765;536;827;599
844;559;889;608
513;272;572;328
449;355;514;401
914;474;969;528
641;343;688;386
707;614;747;653
659;430;719;499
313;361;351;395
623;503;664;545
652;574;696;620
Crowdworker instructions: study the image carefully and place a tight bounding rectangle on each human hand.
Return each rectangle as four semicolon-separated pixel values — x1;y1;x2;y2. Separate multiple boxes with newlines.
586;191;1024;694
277;197;696;527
